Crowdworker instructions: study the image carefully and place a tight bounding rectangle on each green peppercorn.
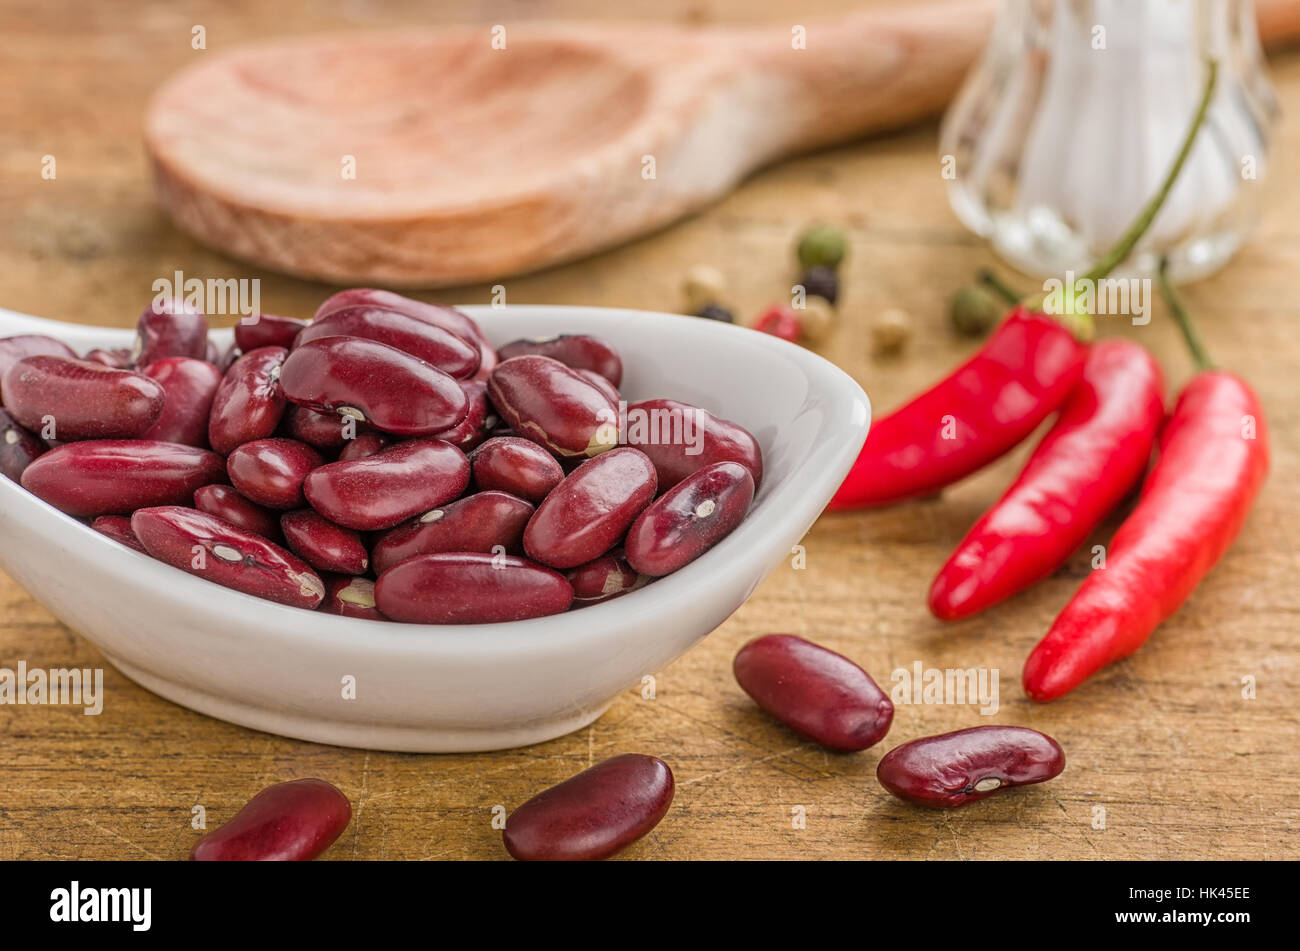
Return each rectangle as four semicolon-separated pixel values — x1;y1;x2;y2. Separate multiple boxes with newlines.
796;225;847;272
949;285;1003;337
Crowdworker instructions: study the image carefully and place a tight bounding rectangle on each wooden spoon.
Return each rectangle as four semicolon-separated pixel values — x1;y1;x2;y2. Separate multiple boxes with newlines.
145;0;1300;288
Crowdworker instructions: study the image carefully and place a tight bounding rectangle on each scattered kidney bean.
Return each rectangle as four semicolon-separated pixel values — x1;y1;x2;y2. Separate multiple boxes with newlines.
523;448;657;569
733;634;894;752
190;778;351;861
876;726;1066;808
21;440;226;516
303;438;469;530
320;574;384;619
90;515;148;554
234;314;308;353
133;299;208;368
497;334;623;387
280;336;468;437
625;398;763;490
0;407;44;481
430;379;491;451
297;307;480;379
132;506;325;609
1;356;165;440
282;404;353;452
566;551;641;604
487;355;618;459
280;509;369;575
625;461;753;576
140;357;224;447
226;438;324;510
371;490;533;575
0;335;77;390
337;430;390;462
374;552;573;623
469;435;564;503
208;346;289;455
502;754;673;861
194;484;282;542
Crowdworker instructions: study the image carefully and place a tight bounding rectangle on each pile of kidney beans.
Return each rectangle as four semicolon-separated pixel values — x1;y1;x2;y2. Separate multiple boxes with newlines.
0;290;763;623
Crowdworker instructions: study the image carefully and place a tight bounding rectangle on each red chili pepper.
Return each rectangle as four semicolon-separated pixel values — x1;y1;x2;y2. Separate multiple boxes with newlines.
928;340;1165;620
830;60;1217;512
1022;371;1268;701
829;307;1087;508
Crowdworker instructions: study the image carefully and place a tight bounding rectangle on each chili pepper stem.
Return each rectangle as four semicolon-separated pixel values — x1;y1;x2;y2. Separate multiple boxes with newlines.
1157;256;1215;371
1024;58;1219;324
977;268;1023;305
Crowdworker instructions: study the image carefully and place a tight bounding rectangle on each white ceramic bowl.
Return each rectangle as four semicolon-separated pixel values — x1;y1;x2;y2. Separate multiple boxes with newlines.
0;305;869;752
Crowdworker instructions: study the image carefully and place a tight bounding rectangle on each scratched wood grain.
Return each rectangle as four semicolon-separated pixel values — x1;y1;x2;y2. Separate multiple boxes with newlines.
0;0;1297;861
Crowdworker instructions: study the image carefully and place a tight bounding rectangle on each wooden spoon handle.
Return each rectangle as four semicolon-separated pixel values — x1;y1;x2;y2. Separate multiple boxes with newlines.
753;0;1300;154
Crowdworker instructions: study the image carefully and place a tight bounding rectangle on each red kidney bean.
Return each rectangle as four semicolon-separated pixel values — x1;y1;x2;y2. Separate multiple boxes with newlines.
314;289;494;373
523;448;656;569
488;355;618;459
132;506;325;609
625;461;754;576
304;438;469;530
876;726;1066;808
0;407;44;481
134;298;209;368
320;574;384;619
280;336;468;437
90;515;148;554
140;357;223;447
227;438;323;510
498;334;623;387
21;440;226;516
282;404;353;452
469;435;564;503
337;430;390;462
502;754;673;861
576;368;620;405
566;552;641;604
732;634;894;752
208;346;289;455
1;356;165;440
82;348;133;369
0;335;77;390
234;314;308;352
280;509;369;575
297;307;480;379
190;778;351;861
430;379;491;452
194;484;282;542
374;552;572;623
371;490;533;575
624;398;764;490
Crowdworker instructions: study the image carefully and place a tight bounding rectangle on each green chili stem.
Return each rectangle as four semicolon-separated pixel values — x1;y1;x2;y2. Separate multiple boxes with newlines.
1024;58;1219;327
1157;256;1215;371
977;268;1022;305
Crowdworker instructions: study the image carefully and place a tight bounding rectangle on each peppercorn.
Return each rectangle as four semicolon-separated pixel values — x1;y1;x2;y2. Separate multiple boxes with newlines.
796;225;847;271
949;285;1003;337
695;304;734;323
753;304;801;343
871;308;912;356
681;264;728;314
798;266;839;306
798;298;835;344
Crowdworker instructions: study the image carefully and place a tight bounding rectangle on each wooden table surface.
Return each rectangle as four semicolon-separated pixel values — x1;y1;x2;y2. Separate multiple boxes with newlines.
2;0;1297;861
